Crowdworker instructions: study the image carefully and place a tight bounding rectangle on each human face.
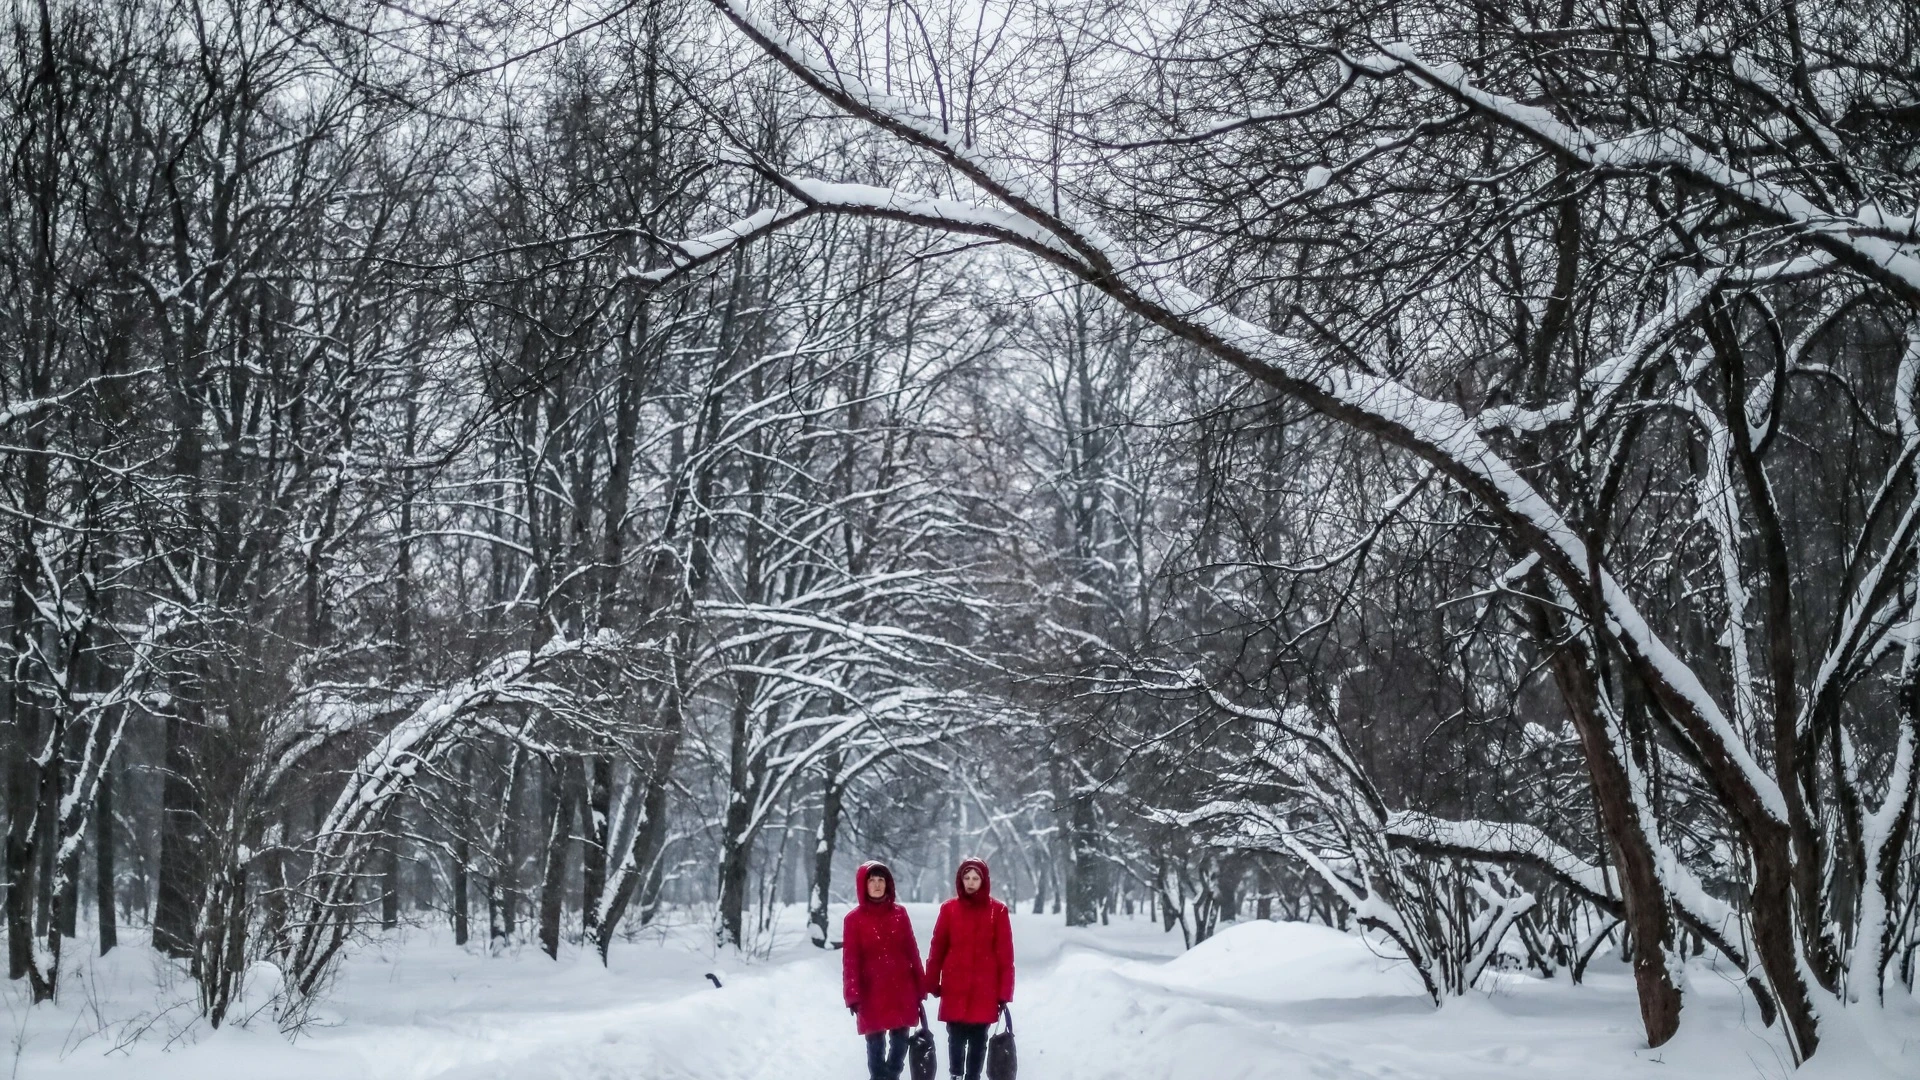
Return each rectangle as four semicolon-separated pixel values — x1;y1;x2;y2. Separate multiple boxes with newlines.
962;868;983;895
866;873;888;899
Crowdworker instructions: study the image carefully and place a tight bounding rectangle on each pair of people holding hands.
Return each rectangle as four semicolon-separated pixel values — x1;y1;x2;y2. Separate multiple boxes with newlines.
841;857;1014;1080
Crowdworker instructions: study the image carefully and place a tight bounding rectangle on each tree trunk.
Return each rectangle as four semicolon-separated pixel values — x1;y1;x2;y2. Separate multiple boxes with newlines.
582;288;649;943
639;851;669;927
33;772;55;937
715;675;760;949
5;0;58;1001
717;827;752;950
55;843;78;939
1217;857;1243;923
592;713;684;957
33;705;68;986
453;751;471;946
380;844;400;931
153;702;203;959
453;852;470;945
580;755;610;934
1749;832;1822;1058
590;568;698;958
1536;599;1684;1047
501;816;520;942
1054;761;1101;927
200;864;249;1027
3;598;45;994
4;702;49;997
808;760;843;948
491;747;523;945
538;762;573;959
95;755;116;953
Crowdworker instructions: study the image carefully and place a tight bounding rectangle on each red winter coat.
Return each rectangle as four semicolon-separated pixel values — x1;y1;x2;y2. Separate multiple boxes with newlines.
842;862;926;1036
924;858;1014;1024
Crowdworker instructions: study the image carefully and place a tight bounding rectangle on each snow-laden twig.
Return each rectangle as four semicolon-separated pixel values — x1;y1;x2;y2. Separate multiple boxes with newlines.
1368;43;1920;306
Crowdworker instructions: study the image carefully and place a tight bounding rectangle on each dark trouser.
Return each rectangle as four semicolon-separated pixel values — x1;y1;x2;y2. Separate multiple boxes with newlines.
867;1027;909;1080
946;1021;989;1080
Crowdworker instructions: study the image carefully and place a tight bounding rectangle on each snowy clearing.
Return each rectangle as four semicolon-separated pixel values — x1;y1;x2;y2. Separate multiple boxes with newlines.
9;910;1916;1080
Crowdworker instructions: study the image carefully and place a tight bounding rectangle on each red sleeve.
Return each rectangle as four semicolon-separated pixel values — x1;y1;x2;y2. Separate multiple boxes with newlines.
906;910;927;999
995;903;1015;1004
842;912;861;1007
924;904;949;995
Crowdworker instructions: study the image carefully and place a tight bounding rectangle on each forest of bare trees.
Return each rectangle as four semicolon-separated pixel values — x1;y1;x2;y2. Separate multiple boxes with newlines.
3;0;1917;1069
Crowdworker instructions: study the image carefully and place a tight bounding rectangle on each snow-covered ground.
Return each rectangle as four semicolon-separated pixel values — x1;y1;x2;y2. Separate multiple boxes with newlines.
7;908;1917;1080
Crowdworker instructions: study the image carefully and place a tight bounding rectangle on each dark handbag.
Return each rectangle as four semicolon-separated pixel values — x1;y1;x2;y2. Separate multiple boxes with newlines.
908;1005;938;1080
986;1004;1017;1080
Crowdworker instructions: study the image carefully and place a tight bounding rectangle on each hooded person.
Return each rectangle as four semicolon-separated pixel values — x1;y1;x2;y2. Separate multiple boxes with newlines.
843;861;927;1080
923;858;1014;1080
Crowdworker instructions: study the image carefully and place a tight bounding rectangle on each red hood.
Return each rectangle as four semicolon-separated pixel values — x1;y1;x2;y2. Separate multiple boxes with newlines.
855;861;897;906
954;857;992;902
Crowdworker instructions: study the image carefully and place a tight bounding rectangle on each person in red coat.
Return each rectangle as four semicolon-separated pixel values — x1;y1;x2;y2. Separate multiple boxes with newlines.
843;861;926;1080
924;857;1014;1080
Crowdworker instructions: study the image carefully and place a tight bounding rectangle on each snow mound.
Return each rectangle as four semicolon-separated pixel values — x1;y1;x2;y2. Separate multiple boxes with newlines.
1142;919;1428;1002
231;959;286;1025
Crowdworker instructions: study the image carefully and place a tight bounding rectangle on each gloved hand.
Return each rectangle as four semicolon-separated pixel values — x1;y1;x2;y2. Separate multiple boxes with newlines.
848;1004;859;1016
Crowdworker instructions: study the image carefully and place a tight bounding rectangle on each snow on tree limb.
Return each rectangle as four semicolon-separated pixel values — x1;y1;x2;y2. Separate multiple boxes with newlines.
1383;812;1613;903
1366;42;1920;308
310;633;612;850
626;206;814;286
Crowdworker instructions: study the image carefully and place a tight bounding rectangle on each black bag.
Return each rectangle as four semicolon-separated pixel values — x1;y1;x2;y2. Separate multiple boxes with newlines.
986;1005;1017;1080
908;1006;938;1080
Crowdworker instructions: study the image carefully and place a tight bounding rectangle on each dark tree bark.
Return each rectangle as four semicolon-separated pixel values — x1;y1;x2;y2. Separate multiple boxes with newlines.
1216;855;1245;923
2;0;62;1003
580;755;610;934
381;845;400;931
807;757;844;948
4;687;48;997
55;840;77;939
1053;759;1102;927
493;752;523;944
33;773;55;936
95;754;116;953
1532;593;1684;1047
538;761;574;958
152;705;203;958
454;750;471;946
716;674;760;948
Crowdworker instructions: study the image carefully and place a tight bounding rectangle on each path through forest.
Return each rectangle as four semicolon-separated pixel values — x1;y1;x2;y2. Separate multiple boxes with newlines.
18;906;1904;1080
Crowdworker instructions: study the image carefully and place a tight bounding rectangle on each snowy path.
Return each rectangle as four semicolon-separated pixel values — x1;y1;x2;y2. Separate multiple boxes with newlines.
12;908;1914;1079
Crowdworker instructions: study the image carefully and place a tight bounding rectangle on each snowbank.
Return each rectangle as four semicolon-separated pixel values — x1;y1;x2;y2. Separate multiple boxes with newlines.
1140;918;1430;1001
